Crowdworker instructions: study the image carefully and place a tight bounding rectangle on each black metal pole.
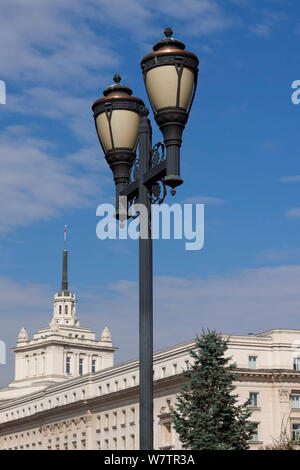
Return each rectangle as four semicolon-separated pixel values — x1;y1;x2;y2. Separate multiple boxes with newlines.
138;111;153;450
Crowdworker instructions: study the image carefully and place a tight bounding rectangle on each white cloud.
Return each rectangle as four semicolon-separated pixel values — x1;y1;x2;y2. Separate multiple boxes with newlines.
6;87;96;142
150;0;233;36
0;126;104;233
258;249;300;261
286;208;300;219
0;0;119;86
182;195;226;205
0;275;51;388
280;175;300;183
250;23;272;36
0;0;235;89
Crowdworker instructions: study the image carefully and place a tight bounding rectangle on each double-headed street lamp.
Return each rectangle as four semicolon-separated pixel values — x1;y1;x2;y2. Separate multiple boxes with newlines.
92;28;199;450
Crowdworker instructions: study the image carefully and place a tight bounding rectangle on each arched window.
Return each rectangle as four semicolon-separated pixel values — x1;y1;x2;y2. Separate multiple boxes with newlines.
59;305;62;315
65;305;68;315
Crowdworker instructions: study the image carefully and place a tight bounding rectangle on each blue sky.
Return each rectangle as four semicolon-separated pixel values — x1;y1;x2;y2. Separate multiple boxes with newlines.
1;0;300;386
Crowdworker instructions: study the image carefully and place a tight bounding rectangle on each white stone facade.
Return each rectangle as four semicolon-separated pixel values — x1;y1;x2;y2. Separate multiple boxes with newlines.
2;251;300;449
2;330;300;449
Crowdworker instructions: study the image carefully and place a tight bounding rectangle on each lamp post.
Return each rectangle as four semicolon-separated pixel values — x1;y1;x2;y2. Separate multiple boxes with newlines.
92;27;198;450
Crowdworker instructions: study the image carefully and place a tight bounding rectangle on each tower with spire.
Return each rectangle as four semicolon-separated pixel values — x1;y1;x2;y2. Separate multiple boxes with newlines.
51;249;79;328
0;241;117;401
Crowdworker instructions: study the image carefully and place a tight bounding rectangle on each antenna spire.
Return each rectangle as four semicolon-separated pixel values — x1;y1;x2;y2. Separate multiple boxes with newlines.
62;225;68;291
62;249;68;291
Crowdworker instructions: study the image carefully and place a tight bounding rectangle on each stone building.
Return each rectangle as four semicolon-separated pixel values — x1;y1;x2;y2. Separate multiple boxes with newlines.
1;250;300;450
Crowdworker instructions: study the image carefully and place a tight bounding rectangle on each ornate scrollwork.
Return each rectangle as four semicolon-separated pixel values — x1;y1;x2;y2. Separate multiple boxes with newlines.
149;142;167;205
131;157;140;182
150;180;167;205
151;142;165;168
128;195;139;219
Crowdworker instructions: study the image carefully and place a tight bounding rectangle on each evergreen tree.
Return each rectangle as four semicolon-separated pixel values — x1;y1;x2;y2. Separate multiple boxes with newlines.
171;330;255;450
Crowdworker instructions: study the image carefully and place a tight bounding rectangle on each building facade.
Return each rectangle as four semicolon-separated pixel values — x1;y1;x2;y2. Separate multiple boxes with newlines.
1;251;300;449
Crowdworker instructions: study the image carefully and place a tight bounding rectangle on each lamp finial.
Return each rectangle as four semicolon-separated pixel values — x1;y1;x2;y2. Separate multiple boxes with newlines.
113;74;121;84
164;27;173;38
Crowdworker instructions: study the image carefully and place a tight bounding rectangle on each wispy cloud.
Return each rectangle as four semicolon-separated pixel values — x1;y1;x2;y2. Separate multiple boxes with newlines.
231;0;290;37
0;0;119;86
258;249;300;262
0;126;104;233
280;174;300;218
0;0;234;87
6;87;96;142
286;208;300;219
182;195;226;205
150;0;234;36
0;275;52;387
249;23;272;36
280;175;300;183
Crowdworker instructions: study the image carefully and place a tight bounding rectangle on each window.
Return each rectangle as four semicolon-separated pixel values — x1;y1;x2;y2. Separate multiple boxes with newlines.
92;360;96;374
107;383;110;393
173;363;177;375
249;392;259;407
79;358;83;375
132;376;136;386
65;305;68;315
104;414;109;430
250;423;259;442
59;305;62;315
115;381;119;391
162;422;172;445
121;436;126;450
161;367;166;378
121;410;126;427
294;358;300;371
66;356;71;374
291;395;300;409
130;434;135;450
123;378;127;389
248;356;257;369
292;423;300;442
130;408;135;424
112;412;117;429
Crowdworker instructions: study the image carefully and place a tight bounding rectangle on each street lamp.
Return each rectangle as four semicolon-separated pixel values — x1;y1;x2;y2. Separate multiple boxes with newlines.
141;26;198;192
92;74;145;216
92;28;199;450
